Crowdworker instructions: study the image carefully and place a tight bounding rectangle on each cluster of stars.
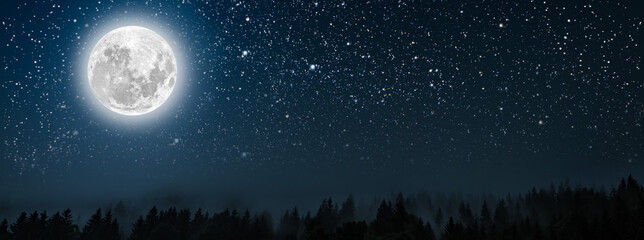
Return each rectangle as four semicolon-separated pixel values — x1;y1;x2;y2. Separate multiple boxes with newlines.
0;0;641;179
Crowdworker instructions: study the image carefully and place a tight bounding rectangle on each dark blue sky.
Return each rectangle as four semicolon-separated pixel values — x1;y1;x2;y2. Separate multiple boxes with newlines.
0;0;642;214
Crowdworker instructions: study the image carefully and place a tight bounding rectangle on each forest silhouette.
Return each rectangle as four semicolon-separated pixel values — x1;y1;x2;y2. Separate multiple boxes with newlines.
1;175;642;240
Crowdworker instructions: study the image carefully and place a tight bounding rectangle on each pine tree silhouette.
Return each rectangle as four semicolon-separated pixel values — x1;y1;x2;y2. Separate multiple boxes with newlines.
338;195;355;223
493;199;508;226
47;209;79;240
480;200;491;229
276;207;301;240
9;212;28;240
441;217;464;240
0;219;10;240
81;209;120;240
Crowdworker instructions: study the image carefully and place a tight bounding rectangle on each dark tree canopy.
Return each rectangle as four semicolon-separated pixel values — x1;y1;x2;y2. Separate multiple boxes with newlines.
1;176;642;240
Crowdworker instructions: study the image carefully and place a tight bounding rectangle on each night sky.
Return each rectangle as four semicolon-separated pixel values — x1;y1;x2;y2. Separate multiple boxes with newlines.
1;0;642;215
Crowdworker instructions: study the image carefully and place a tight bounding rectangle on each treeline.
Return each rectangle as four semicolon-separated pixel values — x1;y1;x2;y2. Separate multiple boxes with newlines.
1;175;643;239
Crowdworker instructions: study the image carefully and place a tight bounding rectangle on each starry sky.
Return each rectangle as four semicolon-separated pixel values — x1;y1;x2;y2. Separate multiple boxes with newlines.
0;0;642;212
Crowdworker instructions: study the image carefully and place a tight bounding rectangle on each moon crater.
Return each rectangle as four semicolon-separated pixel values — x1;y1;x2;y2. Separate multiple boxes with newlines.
88;26;177;115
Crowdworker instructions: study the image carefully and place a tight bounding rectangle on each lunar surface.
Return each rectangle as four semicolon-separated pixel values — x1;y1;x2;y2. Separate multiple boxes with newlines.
88;26;177;115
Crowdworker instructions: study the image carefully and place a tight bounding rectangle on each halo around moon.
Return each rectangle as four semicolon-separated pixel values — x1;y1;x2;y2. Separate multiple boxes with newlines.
87;26;177;116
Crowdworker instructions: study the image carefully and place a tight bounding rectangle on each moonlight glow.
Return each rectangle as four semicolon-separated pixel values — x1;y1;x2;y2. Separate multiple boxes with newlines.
87;26;177;116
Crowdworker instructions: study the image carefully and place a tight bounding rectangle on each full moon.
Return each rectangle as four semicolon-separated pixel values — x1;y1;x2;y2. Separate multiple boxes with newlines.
88;26;177;116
